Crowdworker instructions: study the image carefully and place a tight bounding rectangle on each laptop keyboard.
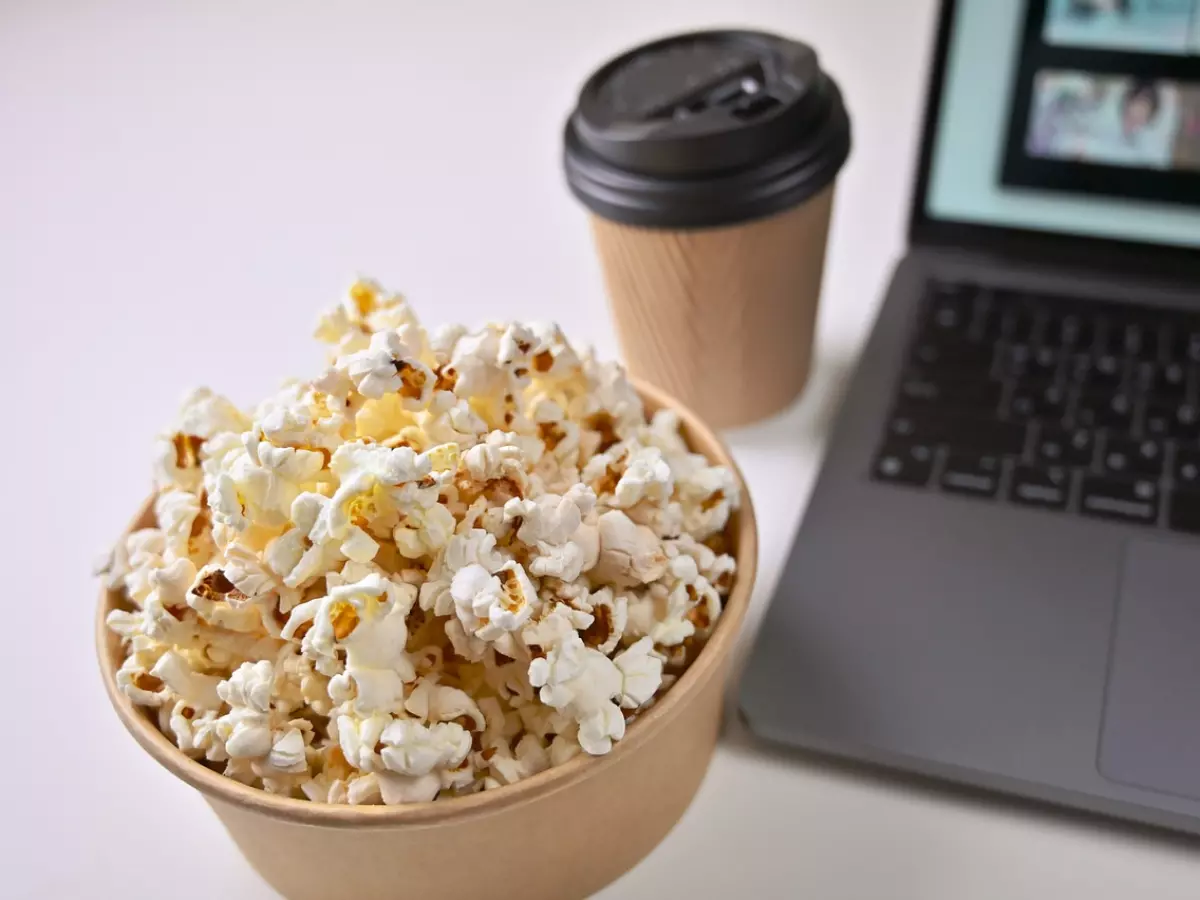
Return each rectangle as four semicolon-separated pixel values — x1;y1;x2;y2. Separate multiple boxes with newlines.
871;280;1200;533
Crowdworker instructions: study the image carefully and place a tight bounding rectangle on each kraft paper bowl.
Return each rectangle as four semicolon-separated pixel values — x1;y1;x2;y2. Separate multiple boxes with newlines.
97;379;757;900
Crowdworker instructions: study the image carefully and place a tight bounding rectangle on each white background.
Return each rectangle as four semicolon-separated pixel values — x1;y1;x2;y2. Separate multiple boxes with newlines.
2;1;1199;897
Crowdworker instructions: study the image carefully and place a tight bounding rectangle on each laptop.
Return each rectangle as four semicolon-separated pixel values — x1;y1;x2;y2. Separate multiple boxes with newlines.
739;0;1200;836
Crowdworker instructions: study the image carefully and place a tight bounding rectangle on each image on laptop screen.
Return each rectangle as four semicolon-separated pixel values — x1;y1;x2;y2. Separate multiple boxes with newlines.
1023;71;1199;171
1002;0;1200;205
1043;0;1199;55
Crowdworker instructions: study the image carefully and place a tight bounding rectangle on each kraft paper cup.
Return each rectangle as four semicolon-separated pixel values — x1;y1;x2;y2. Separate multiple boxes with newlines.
97;378;758;900
564;30;851;428
589;187;835;428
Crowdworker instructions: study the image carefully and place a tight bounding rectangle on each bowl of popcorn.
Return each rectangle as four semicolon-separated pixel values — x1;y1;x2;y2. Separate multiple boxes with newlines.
96;279;756;900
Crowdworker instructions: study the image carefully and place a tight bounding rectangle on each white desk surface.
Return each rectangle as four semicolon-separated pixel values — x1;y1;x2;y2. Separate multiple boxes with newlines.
4;1;1199;896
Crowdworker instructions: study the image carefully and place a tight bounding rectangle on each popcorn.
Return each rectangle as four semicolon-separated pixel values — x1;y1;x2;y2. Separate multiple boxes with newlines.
592;510;668;587
120;528;167;606
420;391;488;448
314;442;432;544
130;557;200;645
428;323;467;363
504;485;599;582
284;573;417;714
418;528;506;617
612;447;673;510
166;704;223;759
216;660;277;759
265;728;309;774
404;677;486;731
528;398;581;469
335;712;390;771
458;430;539;505
243;434;327;520
254;382;350;454
578;587;627;655
378;719;471;777
486;733;551;786
450;561;539;642
446;328;507;402
526;625;626;756
104;276;740;803
347;770;442;805
265;493;343;590
153;388;250;492
342;328;435;408
393;501;455;559
676;463;739;541
154;489;204;562
626;582;693;648
315;278;422;357
150;649;223;711
612;638;664;708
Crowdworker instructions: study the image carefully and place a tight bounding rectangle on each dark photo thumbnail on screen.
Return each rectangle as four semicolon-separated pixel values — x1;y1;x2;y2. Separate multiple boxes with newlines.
1026;70;1200;171
1043;0;1200;55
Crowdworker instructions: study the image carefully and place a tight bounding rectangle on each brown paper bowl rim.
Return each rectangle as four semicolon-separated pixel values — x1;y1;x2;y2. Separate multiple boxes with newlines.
96;377;758;828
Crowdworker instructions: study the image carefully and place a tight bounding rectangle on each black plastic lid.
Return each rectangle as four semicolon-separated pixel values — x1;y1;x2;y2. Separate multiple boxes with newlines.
563;30;851;229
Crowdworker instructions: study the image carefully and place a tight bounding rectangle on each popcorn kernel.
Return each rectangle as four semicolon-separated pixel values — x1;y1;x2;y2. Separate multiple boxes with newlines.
172;433;204;469
349;280;377;316
329;601;359;640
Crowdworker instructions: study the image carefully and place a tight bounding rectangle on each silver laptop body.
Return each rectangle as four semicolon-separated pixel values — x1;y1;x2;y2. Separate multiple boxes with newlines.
739;0;1200;836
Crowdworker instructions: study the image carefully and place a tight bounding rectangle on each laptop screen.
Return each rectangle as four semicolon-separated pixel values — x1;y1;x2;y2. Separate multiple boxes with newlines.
924;0;1200;249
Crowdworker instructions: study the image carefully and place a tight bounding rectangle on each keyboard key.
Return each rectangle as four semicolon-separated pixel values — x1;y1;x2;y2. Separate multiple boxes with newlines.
1148;324;1172;363
1036;426;1096;467
1007;382;1068;421
1101;437;1164;478
1070;353;1126;391
872;441;935;487
927;281;976;303
1096;354;1127;387
1168;489;1200;534
1117;321;1157;361
1173;447;1200;488
1046;310;1094;349
1133;360;1188;400
1080;476;1159;525
925;284;975;335
1073;391;1136;432
898;375;1002;410
1162;323;1200;365
1144;400;1200;441
1098;316;1157;361
1010;464;1071;510
1029;344;1064;380
999;344;1029;377
911;339;994;373
1001;344;1061;381
1001;302;1040;344
888;407;1028;456
1185;331;1200;364
940;452;1002;497
970;302;1003;343
1008;381;1065;422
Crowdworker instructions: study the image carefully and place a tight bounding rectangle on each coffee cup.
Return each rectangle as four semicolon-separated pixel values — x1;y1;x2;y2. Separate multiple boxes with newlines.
564;30;851;427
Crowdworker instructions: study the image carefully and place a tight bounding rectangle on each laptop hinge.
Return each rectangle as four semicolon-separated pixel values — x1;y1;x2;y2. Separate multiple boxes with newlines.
911;237;1200;298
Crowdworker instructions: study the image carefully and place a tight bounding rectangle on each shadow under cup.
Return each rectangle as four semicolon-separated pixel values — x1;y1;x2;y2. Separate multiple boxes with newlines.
564;30;852;429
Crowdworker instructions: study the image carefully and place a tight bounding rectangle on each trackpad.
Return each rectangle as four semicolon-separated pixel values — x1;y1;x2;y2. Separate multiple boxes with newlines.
1099;539;1200;800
